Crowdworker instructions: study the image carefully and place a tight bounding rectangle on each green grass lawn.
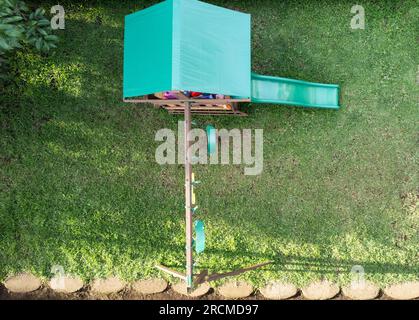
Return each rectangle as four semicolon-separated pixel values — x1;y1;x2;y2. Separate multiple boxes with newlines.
0;0;418;288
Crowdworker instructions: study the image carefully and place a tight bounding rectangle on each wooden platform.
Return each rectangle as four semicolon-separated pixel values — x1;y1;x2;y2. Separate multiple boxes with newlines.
123;94;250;116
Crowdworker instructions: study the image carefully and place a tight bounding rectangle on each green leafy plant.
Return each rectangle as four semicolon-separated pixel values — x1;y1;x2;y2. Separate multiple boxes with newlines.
0;0;59;82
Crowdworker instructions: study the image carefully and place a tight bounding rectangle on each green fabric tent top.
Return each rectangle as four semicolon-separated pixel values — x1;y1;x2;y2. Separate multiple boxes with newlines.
123;0;251;99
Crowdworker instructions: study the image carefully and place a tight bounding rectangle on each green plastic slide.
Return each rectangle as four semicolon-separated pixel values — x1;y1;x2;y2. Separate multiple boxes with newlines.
251;73;340;109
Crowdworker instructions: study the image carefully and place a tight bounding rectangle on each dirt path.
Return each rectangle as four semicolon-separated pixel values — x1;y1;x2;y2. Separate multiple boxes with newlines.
0;284;396;300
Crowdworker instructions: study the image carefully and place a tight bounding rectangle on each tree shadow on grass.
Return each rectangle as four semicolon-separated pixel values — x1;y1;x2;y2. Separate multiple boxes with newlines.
157;244;418;277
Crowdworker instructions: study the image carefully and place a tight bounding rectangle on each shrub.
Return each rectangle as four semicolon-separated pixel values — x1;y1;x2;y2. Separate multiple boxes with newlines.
0;0;59;83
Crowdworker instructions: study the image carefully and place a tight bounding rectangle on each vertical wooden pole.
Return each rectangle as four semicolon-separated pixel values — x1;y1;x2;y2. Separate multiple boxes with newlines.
184;102;193;291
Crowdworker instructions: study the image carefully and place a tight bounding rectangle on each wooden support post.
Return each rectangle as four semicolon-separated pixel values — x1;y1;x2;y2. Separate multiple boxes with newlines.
184;102;193;292
156;102;263;289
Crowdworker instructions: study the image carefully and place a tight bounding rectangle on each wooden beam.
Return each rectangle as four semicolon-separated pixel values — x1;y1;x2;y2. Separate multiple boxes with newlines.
184;102;193;291
123;98;250;104
169;110;247;116
155;264;186;281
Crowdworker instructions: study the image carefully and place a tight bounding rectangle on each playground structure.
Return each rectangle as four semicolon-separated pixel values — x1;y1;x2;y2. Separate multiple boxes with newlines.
123;0;340;292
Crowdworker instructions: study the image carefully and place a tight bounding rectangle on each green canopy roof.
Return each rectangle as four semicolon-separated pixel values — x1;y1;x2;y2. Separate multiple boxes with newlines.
123;0;251;98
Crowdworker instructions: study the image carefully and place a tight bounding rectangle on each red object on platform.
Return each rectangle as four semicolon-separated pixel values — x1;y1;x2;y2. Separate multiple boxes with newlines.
191;91;202;97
